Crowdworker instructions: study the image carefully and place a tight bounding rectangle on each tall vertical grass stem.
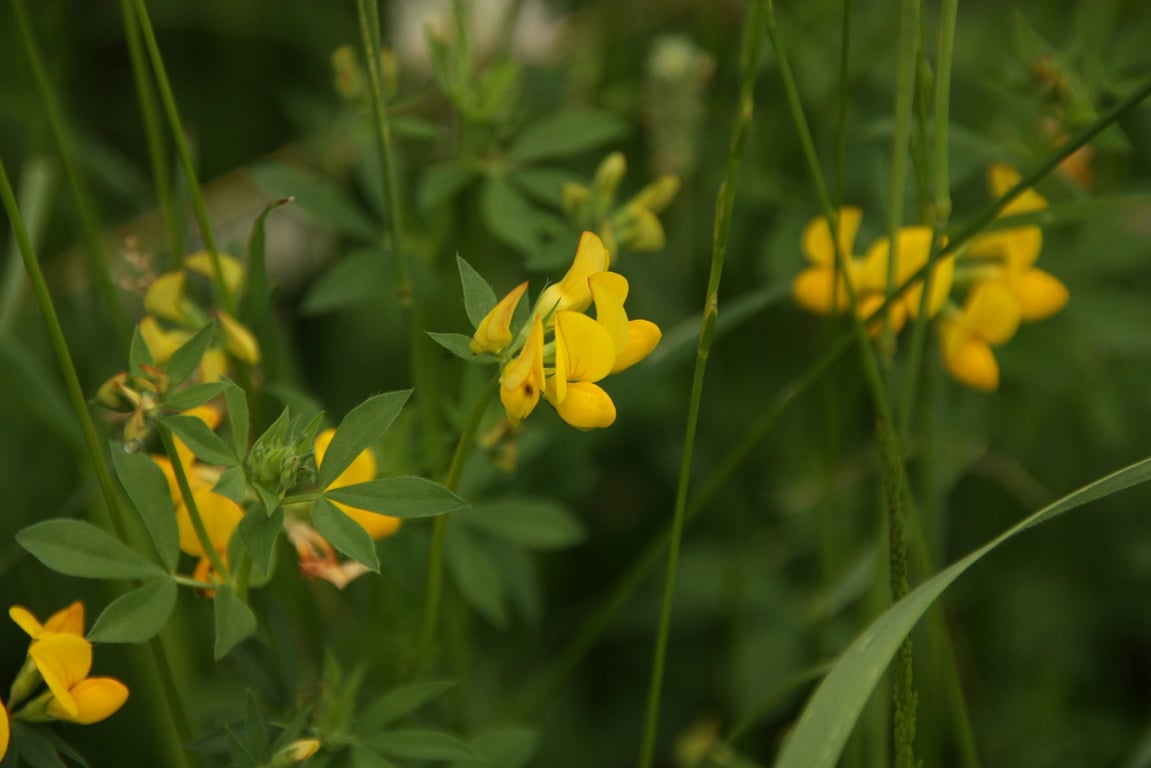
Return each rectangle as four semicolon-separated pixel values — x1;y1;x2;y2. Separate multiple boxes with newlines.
128;0;232;312
637;2;767;765
11;0;130;350
0;158;197;768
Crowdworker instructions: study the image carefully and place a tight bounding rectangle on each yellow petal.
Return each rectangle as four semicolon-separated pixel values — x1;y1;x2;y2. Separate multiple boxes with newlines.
139;315;190;366
185;251;244;298
904;255;955;319
537;232;610;314
471;281;529;354
9;605;45;637
500;317;545;425
792;267;852;314
314;429;402;540
589;272;631;356
198;347;230;383
857;293;906;337
987;163;1047;215
941;330;1000;391
47;676;129;725
1017;268;1068;322
176;488;242;557
554;311;615;384
30;633;94;718
964;282;1021;345
613;319;661;373
802;207;862;267
217;311;261;365
550;381;617;429
862;227;934;291
42;602;85;636
144;271;188;324
1;697;9;762
342;507;403;540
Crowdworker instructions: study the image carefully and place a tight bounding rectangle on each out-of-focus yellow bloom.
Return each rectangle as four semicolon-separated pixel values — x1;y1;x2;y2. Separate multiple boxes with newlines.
1;698;9;761
185;251;244;298
7;603;128;727
937;282;1021;391
314;429;401;541
218;310;261;365
500;316;546;425
275;738;323;764
471;281;528;354
562;152;680;255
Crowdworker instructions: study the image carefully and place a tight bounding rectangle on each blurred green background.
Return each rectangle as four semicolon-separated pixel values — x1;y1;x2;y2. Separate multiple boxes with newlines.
2;1;1151;766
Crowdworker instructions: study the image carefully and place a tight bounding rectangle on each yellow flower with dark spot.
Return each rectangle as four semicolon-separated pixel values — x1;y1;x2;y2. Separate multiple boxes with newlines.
500;316;546;425
471;281;528;354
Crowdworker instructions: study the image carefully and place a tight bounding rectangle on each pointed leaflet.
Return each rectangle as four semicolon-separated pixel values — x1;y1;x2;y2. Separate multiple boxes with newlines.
776;454;1151;768
357;681;457;732
214;585;258;660
367;731;478;762
88;579;177;644
110;445;180;571
324;477;468;518
446;525;506;627
165;320;217;387
312;497;379;572
507;108;628;163
243;197;292;378
161;414;239;466
128;323;154;375
162;381;229;412
222;378;250;458
317;391;411;488
456;255;498;328
449;726;538;768
239;507;284;576
427;332;499;363
458;498;585;550
17;520;165;580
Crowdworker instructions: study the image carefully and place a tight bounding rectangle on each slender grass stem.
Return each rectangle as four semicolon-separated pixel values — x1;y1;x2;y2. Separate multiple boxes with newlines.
0;158;197;768
10;0;129;350
119;0;183;267
157;424;230;582
637;3;767;765
128;0;231;311
411;375;500;676
0;158;53;335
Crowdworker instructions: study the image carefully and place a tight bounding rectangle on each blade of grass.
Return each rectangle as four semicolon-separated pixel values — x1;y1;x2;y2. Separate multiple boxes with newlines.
638;2;768;764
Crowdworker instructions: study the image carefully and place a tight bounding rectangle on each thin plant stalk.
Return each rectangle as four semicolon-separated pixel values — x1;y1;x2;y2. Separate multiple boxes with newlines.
637;2;768;765
10;0;130;350
156;424;231;582
411;375;501;676
119;0;183;267
128;0;232;311
0;158;53;335
0;158;197;768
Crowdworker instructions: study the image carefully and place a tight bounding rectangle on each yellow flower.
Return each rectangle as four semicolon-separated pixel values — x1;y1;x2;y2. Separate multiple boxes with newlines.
792;207;865;314
544;311;618;429
937;282;1021;392
314;429;401;541
471;281;529;354
500;316;547;426
588;272;662;373
184;251;245;298
8;603;128;725
1;698;9;762
537;231;610;315
217;310;261;365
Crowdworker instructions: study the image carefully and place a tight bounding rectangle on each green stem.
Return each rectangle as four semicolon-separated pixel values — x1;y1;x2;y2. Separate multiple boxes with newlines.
119;0;183;267
128;0;231;311
0;158;53;335
0;158;196;768
157;424;231;582
638;3;767;766
11;0;130;350
411;375;500;676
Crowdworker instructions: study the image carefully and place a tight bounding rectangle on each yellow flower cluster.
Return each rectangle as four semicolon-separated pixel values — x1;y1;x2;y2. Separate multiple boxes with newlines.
2;603;129;761
472;231;662;429
792;164;1068;390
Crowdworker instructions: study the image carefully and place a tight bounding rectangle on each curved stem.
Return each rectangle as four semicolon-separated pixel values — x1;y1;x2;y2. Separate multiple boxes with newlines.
157;424;231;582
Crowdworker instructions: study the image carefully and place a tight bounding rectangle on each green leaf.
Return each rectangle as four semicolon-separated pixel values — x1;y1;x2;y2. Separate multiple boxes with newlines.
318;391;412;488
17;520;166;580
312;497;379;572
223;379;251;458
165;321;217;387
213;466;248;505
357;681;457;732
446;525;506;627
88;579;177;643
214;584;258;660
325;477;468;518
300;248;389;316
11;722;68;768
418;164;477;214
255;483;282;517
163;381;229;411
249;163;377;240
456;254;498;327
110;445;180;572
461;498;585;550
511;166;576;207
427;332;498;364
161;414;239;466
775;454;1151;768
350;748;399;768
368;731;478;762
243;196;292;378
449;726;537;768
481;176;549;257
128;323;154;375
508;107;628;163
239;506;283;576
